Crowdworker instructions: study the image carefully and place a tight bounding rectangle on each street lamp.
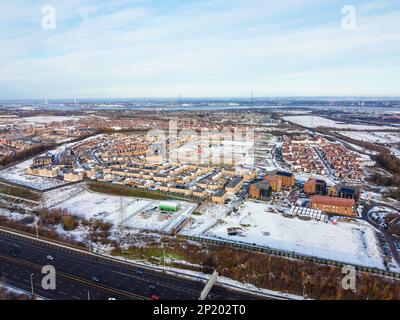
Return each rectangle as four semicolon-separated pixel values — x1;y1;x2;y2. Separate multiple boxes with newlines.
35;222;39;239
88;232;92;254
30;273;34;299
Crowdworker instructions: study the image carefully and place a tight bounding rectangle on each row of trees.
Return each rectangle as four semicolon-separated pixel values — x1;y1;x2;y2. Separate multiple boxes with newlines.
374;152;400;176
112;236;400;300
0;143;56;167
37;208;115;246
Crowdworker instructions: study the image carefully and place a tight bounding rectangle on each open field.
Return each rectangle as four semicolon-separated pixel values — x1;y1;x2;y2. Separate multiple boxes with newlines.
204;201;385;269
283;115;397;130
53;190;197;233
339;131;400;145
0;156;66;190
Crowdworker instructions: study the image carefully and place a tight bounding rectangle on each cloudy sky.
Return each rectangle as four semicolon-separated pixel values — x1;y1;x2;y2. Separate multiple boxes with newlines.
1;0;400;99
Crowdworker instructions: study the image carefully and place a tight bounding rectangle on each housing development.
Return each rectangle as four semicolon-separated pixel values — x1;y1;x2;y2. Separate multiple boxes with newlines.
0;100;399;301
1;0;400;308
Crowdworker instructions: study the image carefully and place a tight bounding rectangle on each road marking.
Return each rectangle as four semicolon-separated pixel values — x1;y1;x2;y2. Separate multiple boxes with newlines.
0;253;149;300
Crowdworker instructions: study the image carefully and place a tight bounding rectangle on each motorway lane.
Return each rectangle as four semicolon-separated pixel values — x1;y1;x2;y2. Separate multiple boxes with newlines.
0;254;136;300
0;230;260;300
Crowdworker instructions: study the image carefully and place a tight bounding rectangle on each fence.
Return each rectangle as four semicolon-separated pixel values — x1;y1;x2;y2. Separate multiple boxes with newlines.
183;235;400;280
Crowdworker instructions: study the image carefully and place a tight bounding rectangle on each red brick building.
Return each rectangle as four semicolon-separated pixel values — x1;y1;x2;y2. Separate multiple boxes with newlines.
310;195;356;216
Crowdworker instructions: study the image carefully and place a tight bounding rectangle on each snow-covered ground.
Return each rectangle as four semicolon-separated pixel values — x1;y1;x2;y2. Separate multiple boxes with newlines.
0;207;36;223
174;139;255;167
0;157;66;190
44;184;88;208
369;206;399;221
0;135;102;190
181;203;230;236
205;201;385;269
53;190;197;233
19;116;83;124
283;115;396;131
339;131;400;144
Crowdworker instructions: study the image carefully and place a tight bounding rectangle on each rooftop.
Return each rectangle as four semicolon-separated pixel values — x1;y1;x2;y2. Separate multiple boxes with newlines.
311;196;355;207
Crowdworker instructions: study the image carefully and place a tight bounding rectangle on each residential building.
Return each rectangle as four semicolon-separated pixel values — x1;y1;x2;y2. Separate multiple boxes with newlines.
33;155;53;167
64;170;85;182
249;181;272;200
304;178;327;195
276;171;295;188
310;195;356;216
212;190;228;205
225;177;244;195
329;185;360;202
264;175;282;192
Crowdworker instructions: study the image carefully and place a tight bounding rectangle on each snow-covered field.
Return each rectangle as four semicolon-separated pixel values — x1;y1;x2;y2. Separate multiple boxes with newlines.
181;203;230;236
0;135;102;190
19;116;83;124
174;140;254;166
44;184;88;207
283;115;396;130
53;190;197;233
205;201;385;269
369;206;399;221
339;131;400;144
0;157;66;190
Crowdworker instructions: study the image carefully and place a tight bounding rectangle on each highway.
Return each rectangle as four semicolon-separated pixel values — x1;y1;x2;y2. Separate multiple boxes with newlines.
0;230;266;301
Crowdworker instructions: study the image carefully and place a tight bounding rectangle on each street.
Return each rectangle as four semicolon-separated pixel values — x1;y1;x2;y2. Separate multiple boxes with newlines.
0;229;266;300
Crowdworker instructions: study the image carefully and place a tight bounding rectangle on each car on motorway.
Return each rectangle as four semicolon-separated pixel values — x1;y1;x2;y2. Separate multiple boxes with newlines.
108;298;116;301
136;269;144;275
151;294;160;300
47;255;55;261
92;276;101;283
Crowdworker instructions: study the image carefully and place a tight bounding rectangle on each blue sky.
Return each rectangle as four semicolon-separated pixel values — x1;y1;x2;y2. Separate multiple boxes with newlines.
1;0;400;99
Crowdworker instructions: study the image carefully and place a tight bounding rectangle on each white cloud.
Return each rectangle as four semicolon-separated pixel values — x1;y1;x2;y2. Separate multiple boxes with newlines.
0;0;399;98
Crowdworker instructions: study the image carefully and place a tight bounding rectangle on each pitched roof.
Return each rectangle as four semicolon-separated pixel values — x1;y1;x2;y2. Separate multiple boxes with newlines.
311;196;355;207
276;171;293;178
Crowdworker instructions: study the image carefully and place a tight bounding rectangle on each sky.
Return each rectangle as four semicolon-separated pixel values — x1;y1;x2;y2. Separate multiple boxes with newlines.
0;0;400;99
